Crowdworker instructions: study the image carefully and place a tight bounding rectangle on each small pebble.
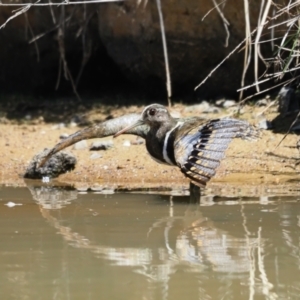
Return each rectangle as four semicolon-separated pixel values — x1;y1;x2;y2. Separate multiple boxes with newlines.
123;140;131;147
131;137;144;145
184;102;210;113
256;99;269;106
90;153;102;160
90;140;113;151
60;133;69;139
69;121;78;128
222;100;236;108
52;123;66;130
258;119;273;130
73;140;88;150
71;115;83;124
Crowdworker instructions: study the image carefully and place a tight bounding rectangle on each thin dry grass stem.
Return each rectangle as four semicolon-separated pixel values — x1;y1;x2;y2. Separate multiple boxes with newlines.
155;0;172;107
254;0;272;92
75;9;94;85
270;7;275;51
268;16;297;29
265;65;300;77
202;0;226;21
24;11;40;62
211;0;230;47
28;18;70;44
194;28;257;91
276;45;300;54
239;78;293;104
56;8;82;101
277;0;297;12
276;109;300;149
238;76;275;92
240;0;251;100
0;1;38;29
48;0;57;23
254;36;283;44
0;0;122;6
228;1;300;107
0;0;122;31
56;57;63;90
199;0;300;103
297;18;300;68
256;99;277;116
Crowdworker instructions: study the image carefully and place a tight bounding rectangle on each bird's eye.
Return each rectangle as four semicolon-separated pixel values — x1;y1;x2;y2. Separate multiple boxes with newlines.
148;108;156;116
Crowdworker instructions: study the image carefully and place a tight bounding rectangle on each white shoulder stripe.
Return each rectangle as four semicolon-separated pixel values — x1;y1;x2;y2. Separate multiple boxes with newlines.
163;121;183;165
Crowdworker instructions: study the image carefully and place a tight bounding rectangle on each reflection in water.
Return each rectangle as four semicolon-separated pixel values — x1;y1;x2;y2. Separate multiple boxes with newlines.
1;185;300;299
26;182;78;209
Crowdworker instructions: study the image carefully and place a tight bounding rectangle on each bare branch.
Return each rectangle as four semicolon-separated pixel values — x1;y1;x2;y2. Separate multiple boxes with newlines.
0;0;123;6
0;2;35;29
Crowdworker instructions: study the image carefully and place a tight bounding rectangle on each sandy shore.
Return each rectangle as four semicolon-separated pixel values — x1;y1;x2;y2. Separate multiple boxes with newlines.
1;102;300;196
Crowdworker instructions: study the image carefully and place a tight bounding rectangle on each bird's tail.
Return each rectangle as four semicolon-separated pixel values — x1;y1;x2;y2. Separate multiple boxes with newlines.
180;118;259;187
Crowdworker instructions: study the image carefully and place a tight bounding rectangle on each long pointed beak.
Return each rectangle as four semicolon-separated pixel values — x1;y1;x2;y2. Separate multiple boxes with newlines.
113;119;144;138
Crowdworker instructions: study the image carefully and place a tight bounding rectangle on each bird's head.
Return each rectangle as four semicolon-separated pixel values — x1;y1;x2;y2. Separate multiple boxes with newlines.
141;104;171;125
114;104;171;138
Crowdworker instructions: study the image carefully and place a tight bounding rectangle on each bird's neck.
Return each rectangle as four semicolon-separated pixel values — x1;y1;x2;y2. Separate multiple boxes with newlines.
145;119;179;165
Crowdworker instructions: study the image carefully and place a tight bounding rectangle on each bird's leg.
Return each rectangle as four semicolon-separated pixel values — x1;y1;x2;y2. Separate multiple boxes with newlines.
189;182;201;203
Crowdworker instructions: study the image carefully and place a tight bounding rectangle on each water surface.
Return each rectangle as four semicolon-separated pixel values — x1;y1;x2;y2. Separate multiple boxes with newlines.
0;185;300;299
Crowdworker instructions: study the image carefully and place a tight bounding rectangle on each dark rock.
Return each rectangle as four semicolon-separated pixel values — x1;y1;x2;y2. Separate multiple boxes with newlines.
24;148;77;179
90;140;114;151
278;87;300;117
98;0;277;98
0;1;287;99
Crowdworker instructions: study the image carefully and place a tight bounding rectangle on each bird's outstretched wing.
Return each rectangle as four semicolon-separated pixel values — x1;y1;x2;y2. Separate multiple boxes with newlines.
174;118;259;187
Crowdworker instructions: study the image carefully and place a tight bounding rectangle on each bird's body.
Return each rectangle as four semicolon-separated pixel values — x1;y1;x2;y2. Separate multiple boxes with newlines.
38;103;259;187
113;104;259;186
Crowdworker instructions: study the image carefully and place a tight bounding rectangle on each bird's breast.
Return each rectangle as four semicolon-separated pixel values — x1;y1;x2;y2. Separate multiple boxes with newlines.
145;122;182;166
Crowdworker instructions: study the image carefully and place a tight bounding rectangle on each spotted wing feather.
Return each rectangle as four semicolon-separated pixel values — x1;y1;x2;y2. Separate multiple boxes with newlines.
174;118;258;187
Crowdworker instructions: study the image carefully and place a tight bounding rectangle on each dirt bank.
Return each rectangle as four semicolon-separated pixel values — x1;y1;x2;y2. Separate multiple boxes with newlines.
1;102;300;196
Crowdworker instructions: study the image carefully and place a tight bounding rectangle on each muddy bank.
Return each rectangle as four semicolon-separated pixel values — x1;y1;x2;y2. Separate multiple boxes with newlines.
1;103;300;196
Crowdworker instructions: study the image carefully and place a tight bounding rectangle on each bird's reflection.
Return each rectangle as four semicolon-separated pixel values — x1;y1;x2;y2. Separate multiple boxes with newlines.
25;182;261;275
24;182;300;299
25;180;78;209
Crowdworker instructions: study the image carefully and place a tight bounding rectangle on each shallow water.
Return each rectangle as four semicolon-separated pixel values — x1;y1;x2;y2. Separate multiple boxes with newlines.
0;185;300;300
